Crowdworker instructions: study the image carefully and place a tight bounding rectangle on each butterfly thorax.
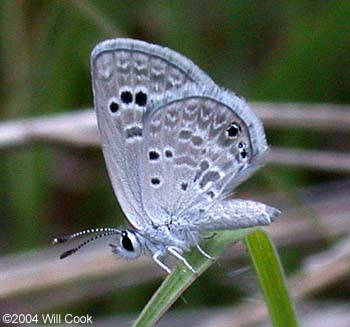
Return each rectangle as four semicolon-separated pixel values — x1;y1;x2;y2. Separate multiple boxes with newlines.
138;222;200;255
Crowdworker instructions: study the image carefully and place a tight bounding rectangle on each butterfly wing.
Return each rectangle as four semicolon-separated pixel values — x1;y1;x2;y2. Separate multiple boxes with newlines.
195;199;280;230
140;85;272;227
91;38;215;229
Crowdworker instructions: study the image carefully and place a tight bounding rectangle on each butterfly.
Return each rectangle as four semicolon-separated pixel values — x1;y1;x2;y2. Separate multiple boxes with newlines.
53;39;279;273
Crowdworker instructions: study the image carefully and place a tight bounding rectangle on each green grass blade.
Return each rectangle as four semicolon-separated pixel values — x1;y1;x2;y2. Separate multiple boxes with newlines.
133;228;255;327
244;230;299;327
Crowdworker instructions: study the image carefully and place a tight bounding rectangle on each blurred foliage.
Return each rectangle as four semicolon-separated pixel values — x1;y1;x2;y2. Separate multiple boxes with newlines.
0;0;349;322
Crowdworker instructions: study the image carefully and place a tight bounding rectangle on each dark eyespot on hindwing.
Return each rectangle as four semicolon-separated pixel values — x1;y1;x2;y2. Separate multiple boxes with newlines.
238;142;248;161
240;148;248;159
226;122;241;138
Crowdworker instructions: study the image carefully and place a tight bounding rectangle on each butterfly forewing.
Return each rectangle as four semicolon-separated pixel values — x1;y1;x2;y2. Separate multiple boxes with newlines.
91;39;215;229
140;86;268;225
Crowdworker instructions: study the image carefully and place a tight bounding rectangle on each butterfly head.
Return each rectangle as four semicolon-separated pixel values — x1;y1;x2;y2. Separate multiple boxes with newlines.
110;230;142;259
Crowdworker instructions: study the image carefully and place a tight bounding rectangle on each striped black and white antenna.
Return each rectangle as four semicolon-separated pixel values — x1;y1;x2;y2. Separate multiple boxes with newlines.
53;227;121;259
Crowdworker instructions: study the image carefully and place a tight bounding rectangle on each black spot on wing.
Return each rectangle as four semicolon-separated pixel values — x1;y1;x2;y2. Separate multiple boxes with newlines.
149;150;160;161
109;101;119;113
121;90;133;104
135;91;147;106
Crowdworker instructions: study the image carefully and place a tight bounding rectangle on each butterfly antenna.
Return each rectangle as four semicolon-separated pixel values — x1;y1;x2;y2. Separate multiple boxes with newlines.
59;230;120;259
52;227;121;244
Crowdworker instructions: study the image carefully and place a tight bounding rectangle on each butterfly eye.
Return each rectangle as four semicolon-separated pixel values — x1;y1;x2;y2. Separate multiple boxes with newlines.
109;100;119;113
226;122;241;138
121;90;133;104
121;231;134;251
135;91;147;106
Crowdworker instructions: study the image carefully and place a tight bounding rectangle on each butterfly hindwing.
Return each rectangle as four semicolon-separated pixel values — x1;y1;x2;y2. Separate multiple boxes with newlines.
140;85;268;226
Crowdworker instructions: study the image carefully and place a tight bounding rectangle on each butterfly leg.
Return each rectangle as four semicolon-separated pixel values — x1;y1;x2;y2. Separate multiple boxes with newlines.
153;251;172;274
167;247;196;273
196;244;215;260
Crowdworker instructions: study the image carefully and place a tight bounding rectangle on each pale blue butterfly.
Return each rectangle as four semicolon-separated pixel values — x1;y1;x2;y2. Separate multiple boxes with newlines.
53;39;279;273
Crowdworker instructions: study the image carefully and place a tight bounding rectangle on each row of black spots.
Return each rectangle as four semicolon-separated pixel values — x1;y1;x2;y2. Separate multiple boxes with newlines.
124;89;148;106
148;149;174;161
108;90;148;114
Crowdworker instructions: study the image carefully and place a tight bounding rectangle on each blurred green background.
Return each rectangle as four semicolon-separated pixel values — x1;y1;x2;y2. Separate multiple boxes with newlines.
1;1;349;325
